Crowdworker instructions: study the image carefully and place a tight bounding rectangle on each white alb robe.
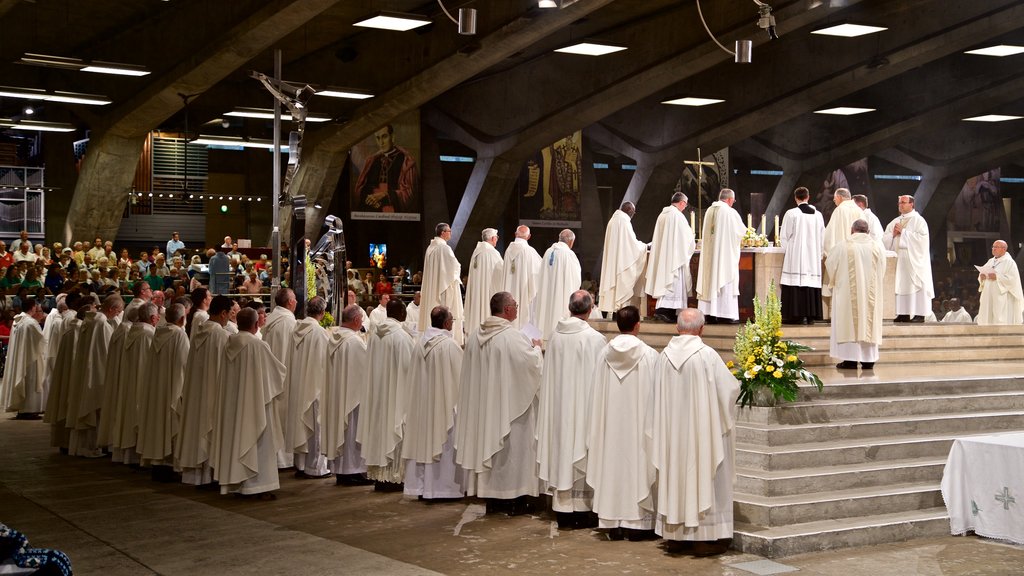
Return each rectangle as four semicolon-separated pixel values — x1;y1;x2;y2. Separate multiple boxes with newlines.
67;313;114;457
464;241;504;337
45;317;80;450
863;208;884;241
942;307;973;323
826;233;886;362
420;236;465;345
535;242;582;343
455;316;542;499
41;309;63;400
212;331;286;495
696;201;745;319
821;199;865;298
136;324;189;466
175;320;229;484
780;204;825;288
262;306;296;468
647;334;740;541
501;238;542;329
357;317;415;482
367;304;387;331
537;317;606;512
402;327;465;499
598;210;647;313
645;206;696;309
285;317;330;476
404;302;420;336
882;210;934;317
111;322;156;462
97;320;131;453
3;315;46;414
587;334;659;529
323;327;368;475
976;253;1024;325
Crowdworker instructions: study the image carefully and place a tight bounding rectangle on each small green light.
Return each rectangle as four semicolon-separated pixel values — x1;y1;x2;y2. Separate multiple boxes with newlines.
220;204;228;213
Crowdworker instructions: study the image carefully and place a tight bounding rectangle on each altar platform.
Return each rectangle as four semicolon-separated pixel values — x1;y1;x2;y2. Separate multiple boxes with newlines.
590;318;1024;557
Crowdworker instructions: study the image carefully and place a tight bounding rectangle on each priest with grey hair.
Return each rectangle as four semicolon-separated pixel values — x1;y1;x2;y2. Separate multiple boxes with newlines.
324;304;372;485
535;229;582;343
599;202;647;316
464;228;504;339
696;189;745;323
420;222;465;345
136;303;189;480
285;296;331;479
501;225;542;330
826;219;886;370
646;192;696;324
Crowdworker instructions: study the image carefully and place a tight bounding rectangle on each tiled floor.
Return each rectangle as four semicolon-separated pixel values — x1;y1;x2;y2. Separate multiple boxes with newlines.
4;416;1024;575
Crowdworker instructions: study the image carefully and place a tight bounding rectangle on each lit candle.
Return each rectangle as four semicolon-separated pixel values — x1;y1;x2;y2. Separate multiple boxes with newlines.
690;211;696;233
747;213;752;229
761;214;766;236
774;214;780;244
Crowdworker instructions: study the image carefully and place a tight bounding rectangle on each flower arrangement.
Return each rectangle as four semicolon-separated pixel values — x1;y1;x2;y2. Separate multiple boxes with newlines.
731;282;823;407
741;227;771;248
319;311;335;329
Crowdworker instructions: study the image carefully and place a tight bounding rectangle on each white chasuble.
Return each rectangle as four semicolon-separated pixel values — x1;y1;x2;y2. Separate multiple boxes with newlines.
599;210;647;313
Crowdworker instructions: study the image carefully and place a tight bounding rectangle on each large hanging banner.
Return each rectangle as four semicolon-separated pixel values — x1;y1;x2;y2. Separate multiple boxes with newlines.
519;132;582;228
350;110;421;221
948;169;1005;234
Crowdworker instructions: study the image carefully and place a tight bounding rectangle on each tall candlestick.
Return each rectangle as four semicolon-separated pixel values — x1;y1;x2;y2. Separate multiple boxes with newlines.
761;214;766;236
774;214;780;245
747;213;752;229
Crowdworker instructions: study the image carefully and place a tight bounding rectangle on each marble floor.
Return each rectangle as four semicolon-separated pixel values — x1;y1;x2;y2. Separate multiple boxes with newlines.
4;415;1024;575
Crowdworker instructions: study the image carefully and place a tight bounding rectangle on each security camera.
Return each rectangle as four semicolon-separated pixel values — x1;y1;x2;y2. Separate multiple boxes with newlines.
756;3;778;39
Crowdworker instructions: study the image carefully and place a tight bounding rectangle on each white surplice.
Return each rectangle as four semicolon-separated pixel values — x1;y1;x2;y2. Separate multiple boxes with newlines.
420;237;466;346
696;201;745;319
882;210;934;317
536;317;606;512
111;322;155;462
357;317;415;483
863;208;884;241
262;306;296;468
942;307;974;323
598;210;647;313
645;206;696;310
402;327;465;499
826;233;886;362
535;242;582;343
136;324;189;466
976;253;1024;325
455;316;542;499
175;320;229;484
285;317;330;476
501;238;542;329
647;334;740;541
587;334;659;529
464;241;504;338
780;204;825;288
323;327;368;475
67;313;114;457
45;316;80;450
98;320;131;453
3;315;45;414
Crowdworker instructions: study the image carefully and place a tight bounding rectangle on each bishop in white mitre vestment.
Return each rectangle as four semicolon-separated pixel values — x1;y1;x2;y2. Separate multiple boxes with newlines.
535;231;582;343
323;307;369;482
420;224;465;345
598;203;647;314
402;308;465;499
645;194;696;320
976;241;1024;325
3;301;46;416
826;225;886;367
882;196;934;321
696;193;745;321
284;306;331;477
537;291;607;526
463;230;504;338
647;311;740;551
501;227;542;329
136;314;189;470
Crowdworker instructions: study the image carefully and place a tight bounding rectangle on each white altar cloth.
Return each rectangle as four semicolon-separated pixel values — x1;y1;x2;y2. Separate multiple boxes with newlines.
941;432;1024;544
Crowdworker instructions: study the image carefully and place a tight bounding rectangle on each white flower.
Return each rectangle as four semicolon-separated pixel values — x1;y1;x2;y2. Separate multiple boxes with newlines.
774;358;784;367
752;365;762;373
744;371;753;379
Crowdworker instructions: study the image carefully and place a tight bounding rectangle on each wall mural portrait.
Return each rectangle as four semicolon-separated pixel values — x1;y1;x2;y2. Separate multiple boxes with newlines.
350;110;421;222
519;131;582;228
812;159;871;221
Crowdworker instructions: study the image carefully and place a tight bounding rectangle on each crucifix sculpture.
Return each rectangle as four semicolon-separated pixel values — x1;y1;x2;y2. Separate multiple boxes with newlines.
684;147;716;239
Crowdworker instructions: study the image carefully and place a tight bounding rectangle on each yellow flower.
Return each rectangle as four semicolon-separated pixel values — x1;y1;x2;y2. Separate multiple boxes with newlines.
727;360;734;368
787;355;797;362
776;330;784;338
764;365;774;374
747;355;755;364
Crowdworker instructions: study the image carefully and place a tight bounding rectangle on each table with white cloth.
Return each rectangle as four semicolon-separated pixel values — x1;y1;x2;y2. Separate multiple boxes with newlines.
941;432;1024;544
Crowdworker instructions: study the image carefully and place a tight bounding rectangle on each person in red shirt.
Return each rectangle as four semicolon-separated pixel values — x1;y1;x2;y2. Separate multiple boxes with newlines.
0;241;13;269
374;273;393;296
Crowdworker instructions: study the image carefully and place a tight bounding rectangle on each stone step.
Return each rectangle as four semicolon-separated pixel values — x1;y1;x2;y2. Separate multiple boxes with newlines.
735;457;945;497
734;482;943;527
737;391;1024;424
732;507;950;558
735;432;969;471
797;375;1024;400
736;410;1024;446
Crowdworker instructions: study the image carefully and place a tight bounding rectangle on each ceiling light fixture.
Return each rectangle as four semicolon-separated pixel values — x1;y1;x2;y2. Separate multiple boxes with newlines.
662;97;725;107
554;41;628;56
0;118;76;132
811;23;887;37
19;53;150;76
694;0;753;63
315;87;374;100
191;135;292;150
353;11;431;32
224;107;331;122
22;105;34;116
962;114;1022;122
965;45;1024;57
538;0;557;7
814;106;876;115
437;0;476;35
0;86;111;105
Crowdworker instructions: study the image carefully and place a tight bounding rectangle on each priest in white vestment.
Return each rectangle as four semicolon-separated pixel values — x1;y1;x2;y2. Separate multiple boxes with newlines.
882;195;934;322
646;308;740;555
98;303;134;459
46;298;84;452
3;298;47;417
976;240;1024;325
419;223;465;345
780;187;825;325
696;189;746;323
456;291;543;515
535;229;582;343
404;292;421;336
821;188;865;301
537;290;606;528
941;298;973;323
853;194;883;240
211;308;286;498
0;311;26;412
263;288;297;468
136;304;189;478
67;295;121;458
645;193;696;324
501;225;542;329
464;228;504;338
358;299;416;488
111;301;158;463
826;220;886;369
587;306;658;539
367;294;389;331
41;303;66;408
285;296;331;478
402;305;465;499
175;295;233;485
324;305;372;485
598;202;647;315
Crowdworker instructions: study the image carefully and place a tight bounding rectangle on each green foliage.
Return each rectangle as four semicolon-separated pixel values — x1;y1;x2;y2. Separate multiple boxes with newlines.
319;311;335;328
731;281;824;407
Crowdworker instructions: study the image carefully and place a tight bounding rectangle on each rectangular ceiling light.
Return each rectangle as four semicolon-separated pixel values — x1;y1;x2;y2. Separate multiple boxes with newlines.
353;11;431;31
962;114;1022;122
19;53;150;76
814;106;876;115
81;62;150;76
224;107;331;122
0;86;111;105
811;23;887;37
191;135;290;150
965;45;1024;57
316;88;374;100
0;118;76;132
554;41;627;56
662;97;725;107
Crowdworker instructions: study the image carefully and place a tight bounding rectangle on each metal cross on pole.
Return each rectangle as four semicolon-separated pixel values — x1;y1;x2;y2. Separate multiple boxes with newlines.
684;147;716;238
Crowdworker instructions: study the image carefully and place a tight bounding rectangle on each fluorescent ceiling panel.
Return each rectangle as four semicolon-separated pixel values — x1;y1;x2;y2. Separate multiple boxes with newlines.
811;23;887;37
224;108;331;122
814;106;876;116
316;89;374;100
554;42;627;56
662;97;725;107
353;13;431;31
962;114;1022;122
965;45;1024;57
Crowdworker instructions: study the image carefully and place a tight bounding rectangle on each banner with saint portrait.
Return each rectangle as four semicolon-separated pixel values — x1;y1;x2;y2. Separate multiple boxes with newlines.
349;110;421;221
518;132;582;228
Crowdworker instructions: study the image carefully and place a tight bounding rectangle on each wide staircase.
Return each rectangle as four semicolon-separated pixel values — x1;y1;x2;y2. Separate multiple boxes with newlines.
590;320;1024;557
